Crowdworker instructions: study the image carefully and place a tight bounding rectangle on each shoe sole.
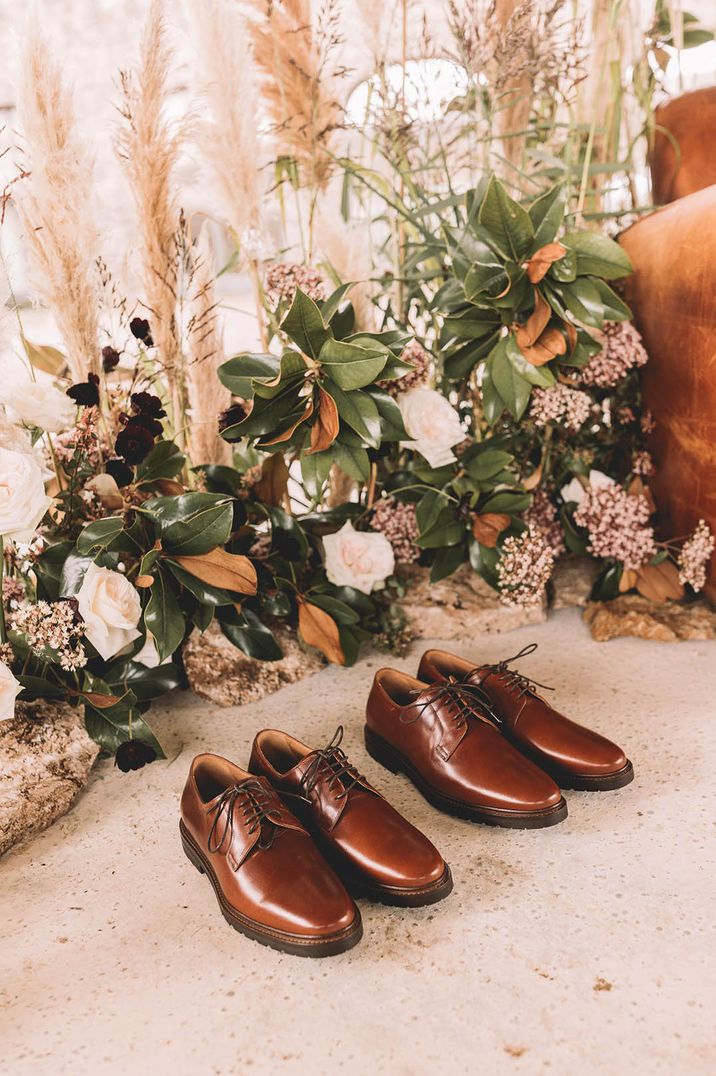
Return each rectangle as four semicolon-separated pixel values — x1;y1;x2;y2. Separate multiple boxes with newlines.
364;726;568;829
540;759;635;791
179;820;363;957
275;790;454;907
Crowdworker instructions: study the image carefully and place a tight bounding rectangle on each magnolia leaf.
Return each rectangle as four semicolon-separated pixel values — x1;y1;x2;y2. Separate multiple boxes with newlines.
521;327;566;366
144;570;186;661
619;568;638;592
525;242;567;283
528;185;566;247
259;397;314;446
297;599;345;665
253;452;289;507
328;382;381;448
171;547;257;596
281;288;330;359
635;560;684;603
478;175;534;261
318;337;388;391
135;574;154;588
471;512;511;548
217;353;282;397
515;291;551;347
21;335;68;376
308;386;340;453
628;476;657;513
562;231;632;280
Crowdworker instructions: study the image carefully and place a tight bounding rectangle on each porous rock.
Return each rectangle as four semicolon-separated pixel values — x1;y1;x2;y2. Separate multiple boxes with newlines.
551;556;600;609
0;699;99;857
396;563;546;639
583;594;716;642
183;622;324;707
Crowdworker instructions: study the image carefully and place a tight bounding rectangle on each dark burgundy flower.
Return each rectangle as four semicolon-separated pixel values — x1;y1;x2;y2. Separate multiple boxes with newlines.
102;346;121;373
219;401;250;436
115;421;155;465
66;373;100;407
130;392;166;418
121;411;163;439
130;317;154;345
115;739;157;772
105;458;134;488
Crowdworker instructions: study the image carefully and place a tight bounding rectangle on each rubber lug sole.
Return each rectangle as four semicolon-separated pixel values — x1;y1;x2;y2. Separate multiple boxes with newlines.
364;726;568;830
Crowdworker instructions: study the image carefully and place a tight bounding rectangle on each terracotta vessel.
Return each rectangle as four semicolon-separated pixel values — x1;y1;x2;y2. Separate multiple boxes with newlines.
650;89;716;204
620;184;716;600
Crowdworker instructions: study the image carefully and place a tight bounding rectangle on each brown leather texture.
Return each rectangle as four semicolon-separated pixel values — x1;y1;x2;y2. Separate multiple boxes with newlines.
180;753;359;940
620;186;716;600
249;728;448;897
417;649;629;780
365;669;563;816
650;90;716;204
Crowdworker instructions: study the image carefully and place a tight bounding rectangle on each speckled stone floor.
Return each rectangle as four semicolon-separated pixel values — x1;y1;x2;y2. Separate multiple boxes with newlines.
1;608;714;1075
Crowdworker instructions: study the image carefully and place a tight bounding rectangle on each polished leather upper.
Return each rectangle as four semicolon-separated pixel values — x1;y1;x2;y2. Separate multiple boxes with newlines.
417;649;628;778
366;670;562;813
180;753;358;936
249;729;446;890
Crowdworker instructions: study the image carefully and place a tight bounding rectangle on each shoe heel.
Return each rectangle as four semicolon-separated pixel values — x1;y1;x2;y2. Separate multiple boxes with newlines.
364;726;402;775
180;824;205;875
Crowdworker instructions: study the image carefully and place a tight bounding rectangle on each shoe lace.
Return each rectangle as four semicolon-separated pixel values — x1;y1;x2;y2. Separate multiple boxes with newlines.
206;778;283;854
485;642;554;700
299;725;365;802
401;679;500;732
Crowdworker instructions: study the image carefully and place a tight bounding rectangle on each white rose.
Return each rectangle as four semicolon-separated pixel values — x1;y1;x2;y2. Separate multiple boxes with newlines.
398;387;464;468
133;633;165;668
0;661;22;721
560;469;613;506
0;447;53;541
1;379;76;434
77;563;142;661
323;521;395;595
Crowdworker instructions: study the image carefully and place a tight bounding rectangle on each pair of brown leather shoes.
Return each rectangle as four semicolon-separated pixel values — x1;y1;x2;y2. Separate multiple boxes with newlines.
365;643;634;829
180;727;452;958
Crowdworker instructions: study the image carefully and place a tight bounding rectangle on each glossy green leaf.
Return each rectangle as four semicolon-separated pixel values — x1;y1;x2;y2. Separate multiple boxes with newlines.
563;231;632;280
76;517;125;555
217;353;282;396
219;608;283;661
478;175;534;261
150;493;234;556
528;184;566;247
333;441;370;482
490;336;532;420
144;570;186;661
135;440;185;483
319;337;388;390
280;288;330;359
328;383;381;448
430;541;466;583
364;387;408;441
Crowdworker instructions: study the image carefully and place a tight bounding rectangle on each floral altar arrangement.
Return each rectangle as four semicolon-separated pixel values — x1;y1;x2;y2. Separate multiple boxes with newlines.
0;0;713;769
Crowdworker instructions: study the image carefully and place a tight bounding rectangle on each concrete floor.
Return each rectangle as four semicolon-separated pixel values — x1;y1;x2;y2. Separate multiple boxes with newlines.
1;608;715;1076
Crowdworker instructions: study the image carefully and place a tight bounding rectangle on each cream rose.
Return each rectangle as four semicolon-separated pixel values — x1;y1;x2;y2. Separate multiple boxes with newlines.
1;379;76;434
76;563;142;661
0;661;22;721
560;469;613;506
323;521;395;595
398;387;464;468
0;447;53;541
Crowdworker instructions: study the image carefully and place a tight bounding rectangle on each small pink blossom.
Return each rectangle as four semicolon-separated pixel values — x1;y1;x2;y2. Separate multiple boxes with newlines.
573;480;656;570
524;490;566;556
371;497;420;563
678;520;714;592
580;321;649;388
265;263;326;305
529;384;592;432
496;525;555;607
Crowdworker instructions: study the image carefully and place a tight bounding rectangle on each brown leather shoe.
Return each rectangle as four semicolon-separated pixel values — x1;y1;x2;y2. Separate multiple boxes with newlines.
417;644;635;791
249;726;452;907
180;753;362;957
365;669;567;828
